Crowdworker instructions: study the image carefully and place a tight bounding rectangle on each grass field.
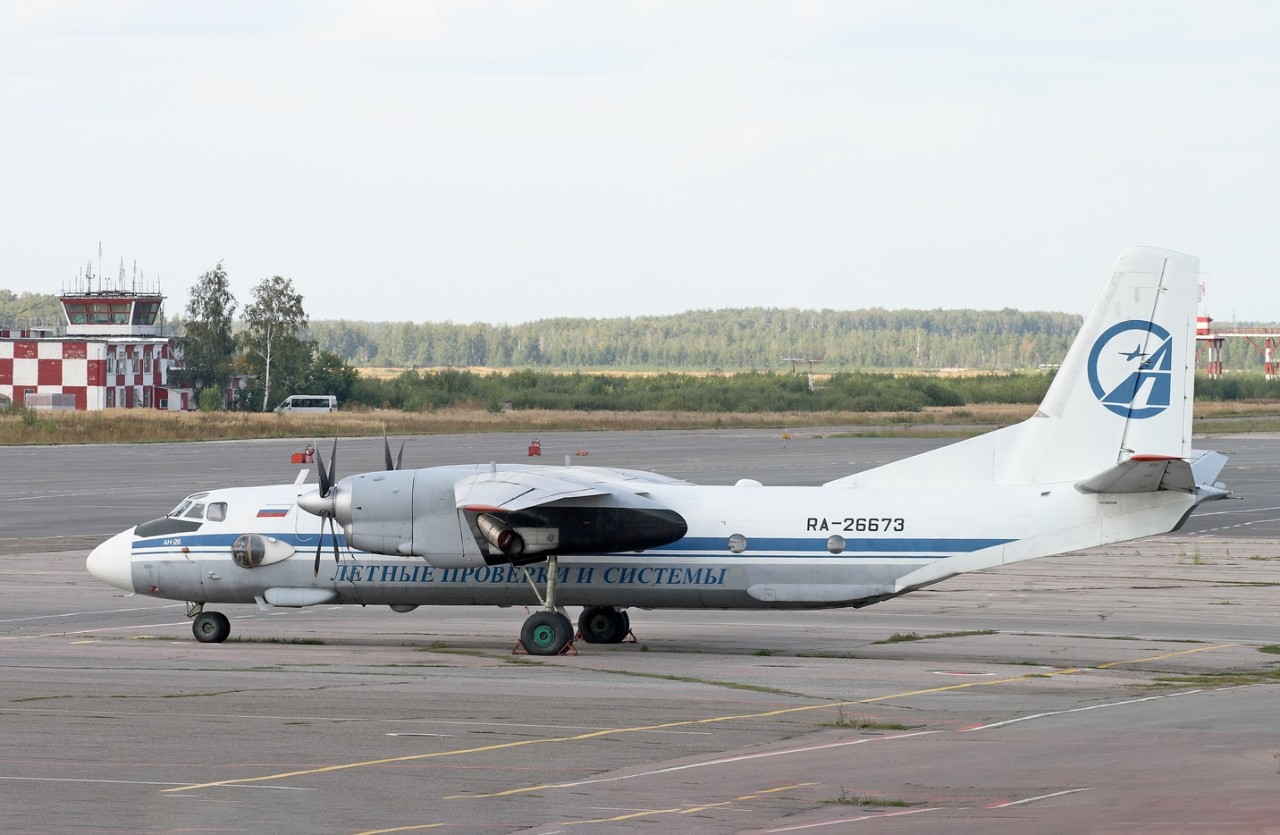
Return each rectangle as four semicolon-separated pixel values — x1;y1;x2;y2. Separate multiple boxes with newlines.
3;400;1279;446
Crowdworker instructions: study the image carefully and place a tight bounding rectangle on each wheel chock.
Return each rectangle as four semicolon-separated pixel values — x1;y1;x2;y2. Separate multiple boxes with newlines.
511;640;578;656
573;630;638;645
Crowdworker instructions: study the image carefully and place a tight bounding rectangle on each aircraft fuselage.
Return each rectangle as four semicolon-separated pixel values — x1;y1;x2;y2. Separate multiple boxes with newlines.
90;468;1199;613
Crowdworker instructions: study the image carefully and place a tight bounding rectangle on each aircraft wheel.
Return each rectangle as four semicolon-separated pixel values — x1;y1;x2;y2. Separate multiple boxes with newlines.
521;611;573;656
192;611;231;644
578;606;629;644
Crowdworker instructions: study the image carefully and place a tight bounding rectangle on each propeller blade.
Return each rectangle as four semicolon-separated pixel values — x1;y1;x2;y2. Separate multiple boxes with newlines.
383;431;405;471
330;517;342;565
313;440;331;497
313;534;323;577
325;437;338;495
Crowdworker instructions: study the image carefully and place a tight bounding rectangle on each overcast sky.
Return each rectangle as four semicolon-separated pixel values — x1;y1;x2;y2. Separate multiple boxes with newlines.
3;1;1276;325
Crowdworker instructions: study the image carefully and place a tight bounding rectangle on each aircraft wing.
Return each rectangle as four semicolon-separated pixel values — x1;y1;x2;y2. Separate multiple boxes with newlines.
453;466;688;512
455;470;609;511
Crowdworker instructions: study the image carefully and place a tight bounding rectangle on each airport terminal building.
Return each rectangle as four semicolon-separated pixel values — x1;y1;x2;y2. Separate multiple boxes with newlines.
0;278;193;411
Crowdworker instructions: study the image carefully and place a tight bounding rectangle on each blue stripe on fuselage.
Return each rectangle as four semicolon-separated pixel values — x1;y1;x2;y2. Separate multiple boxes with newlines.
134;532;345;549
656;536;1014;554
134;533;1014;558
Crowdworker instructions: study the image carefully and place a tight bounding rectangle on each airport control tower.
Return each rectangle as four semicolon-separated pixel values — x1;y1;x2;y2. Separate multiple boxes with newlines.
59;266;165;338
0;254;193;410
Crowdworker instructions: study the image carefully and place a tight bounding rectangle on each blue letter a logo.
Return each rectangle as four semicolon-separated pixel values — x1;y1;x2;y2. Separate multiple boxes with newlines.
1087;320;1174;420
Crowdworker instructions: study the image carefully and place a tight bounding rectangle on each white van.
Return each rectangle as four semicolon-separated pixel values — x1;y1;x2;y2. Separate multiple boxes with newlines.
275;394;337;414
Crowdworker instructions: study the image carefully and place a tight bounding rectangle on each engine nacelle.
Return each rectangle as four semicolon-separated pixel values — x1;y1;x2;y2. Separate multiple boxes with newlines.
463;504;686;562
476;513;524;556
317;466;688;568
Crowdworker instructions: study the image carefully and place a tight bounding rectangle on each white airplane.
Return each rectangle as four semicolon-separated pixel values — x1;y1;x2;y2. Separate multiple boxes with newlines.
88;248;1230;655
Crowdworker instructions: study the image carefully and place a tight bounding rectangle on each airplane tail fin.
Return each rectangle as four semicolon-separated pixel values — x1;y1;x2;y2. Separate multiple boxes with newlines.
832;248;1202;488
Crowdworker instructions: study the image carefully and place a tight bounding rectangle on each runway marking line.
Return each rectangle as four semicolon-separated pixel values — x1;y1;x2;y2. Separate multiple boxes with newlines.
563;783;817;826
986;787;1091;808
160;642;1237;795
963;688;1207;732
767;806;940;831
454;732;935;799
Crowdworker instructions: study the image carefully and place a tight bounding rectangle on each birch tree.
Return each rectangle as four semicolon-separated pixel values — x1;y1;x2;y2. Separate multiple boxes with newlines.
240;275;309;412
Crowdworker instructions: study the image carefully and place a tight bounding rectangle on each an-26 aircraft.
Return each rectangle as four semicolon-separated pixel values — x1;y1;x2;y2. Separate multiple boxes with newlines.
88;248;1230;655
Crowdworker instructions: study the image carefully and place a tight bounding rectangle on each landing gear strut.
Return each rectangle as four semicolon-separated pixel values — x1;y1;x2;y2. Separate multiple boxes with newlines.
516;554;575;656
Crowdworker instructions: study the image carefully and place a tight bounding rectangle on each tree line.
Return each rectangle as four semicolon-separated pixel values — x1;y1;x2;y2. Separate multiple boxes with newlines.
6;277;1280;414
309;309;1088;371
306;311;1280;374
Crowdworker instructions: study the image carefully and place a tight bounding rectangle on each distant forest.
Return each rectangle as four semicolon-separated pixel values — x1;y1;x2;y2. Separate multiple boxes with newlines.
4;288;1277;374
306;310;1278;374
310;309;1082;371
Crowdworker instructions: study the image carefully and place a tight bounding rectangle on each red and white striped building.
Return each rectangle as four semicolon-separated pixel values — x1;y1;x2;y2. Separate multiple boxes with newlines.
1;279;194;411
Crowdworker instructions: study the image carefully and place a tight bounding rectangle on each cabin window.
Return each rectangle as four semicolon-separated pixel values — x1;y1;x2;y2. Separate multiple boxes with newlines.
206;502;227;522
826;535;846;555
231;534;266;568
727;533;748;554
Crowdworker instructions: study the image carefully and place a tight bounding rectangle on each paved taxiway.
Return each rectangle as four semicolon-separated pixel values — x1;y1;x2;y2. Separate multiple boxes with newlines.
3;429;1280;833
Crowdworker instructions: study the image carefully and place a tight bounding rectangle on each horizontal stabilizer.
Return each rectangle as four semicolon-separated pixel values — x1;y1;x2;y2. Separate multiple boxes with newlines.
1190;449;1228;487
1075;454;1193;494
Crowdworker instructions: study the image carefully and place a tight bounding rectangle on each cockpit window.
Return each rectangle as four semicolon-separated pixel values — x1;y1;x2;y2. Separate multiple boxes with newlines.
206;502;227;522
183;503;206;520
168;492;209;519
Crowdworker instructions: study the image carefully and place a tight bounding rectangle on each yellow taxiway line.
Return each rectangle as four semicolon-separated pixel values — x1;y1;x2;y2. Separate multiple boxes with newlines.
162;642;1234;795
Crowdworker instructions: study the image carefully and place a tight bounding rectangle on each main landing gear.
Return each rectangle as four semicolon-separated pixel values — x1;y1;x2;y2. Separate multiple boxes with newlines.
577;605;631;644
189;603;231;643
515;555;633;655
520;610;575;655
516;554;573;656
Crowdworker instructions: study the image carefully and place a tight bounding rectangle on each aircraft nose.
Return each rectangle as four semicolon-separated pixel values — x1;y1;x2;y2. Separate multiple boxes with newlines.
87;528;136;592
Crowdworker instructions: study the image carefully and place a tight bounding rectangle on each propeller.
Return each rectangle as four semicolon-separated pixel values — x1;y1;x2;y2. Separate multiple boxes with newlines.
297;435;409;576
304;438;342;577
